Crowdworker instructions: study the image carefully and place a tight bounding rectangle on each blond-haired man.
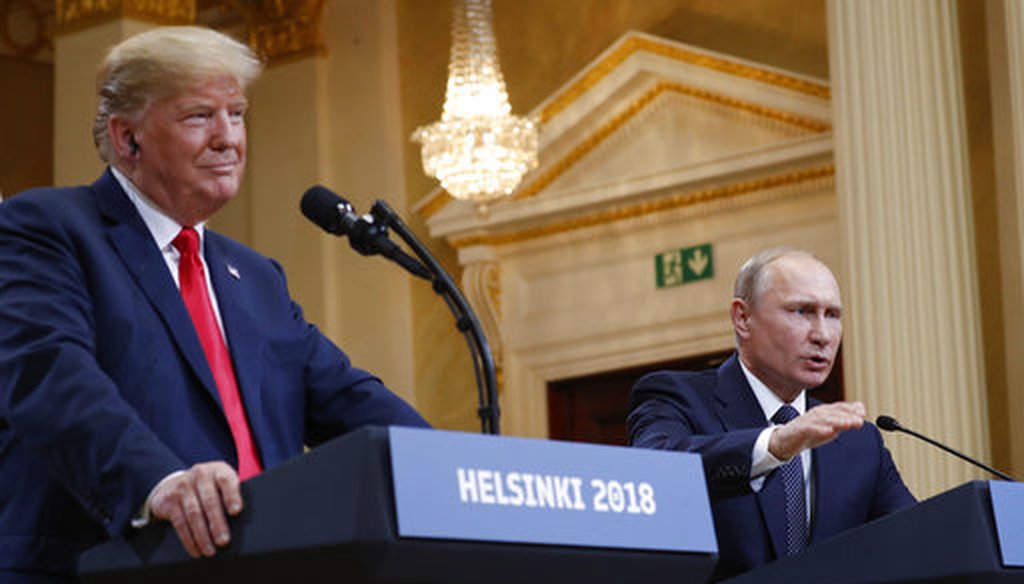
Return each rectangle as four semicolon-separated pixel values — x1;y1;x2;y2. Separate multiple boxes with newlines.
0;27;428;582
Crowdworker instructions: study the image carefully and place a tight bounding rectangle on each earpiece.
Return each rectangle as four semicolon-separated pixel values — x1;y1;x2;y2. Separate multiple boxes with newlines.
128;135;140;156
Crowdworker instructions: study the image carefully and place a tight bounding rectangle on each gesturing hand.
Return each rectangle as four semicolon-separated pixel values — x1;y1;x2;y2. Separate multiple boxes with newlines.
768;401;867;462
149;461;243;558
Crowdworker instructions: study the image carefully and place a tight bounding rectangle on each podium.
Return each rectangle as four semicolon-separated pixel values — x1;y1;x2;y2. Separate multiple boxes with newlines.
721;480;1024;584
79;427;717;584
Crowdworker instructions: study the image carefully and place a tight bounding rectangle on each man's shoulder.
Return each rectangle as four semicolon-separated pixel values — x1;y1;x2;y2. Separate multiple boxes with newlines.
629;366;728;411
0;185;106;243
1;172;119;225
633;354;739;394
2;183;94;213
634;367;718;390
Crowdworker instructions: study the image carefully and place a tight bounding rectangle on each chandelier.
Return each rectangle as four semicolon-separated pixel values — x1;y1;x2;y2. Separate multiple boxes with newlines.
412;0;538;206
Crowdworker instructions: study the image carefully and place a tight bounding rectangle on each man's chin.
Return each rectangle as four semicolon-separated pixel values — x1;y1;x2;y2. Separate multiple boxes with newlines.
205;178;242;201
803;372;832;389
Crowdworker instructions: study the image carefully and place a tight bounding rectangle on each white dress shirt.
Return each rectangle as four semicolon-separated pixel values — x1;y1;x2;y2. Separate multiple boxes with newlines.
740;359;812;521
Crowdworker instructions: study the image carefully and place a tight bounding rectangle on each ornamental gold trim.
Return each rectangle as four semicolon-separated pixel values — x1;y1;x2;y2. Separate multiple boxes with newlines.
240;0;325;65
513;80;828;203
55;0;194;34
461;261;504;366
449;164;835;249
539;35;830;125
1;0;50;58
417;189;452;220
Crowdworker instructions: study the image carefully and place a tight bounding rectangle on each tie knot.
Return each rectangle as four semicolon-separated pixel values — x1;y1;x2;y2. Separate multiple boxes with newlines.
173;226;200;257
772;404;800;425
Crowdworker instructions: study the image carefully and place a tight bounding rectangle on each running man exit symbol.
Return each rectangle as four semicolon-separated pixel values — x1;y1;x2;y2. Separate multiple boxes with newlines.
655;243;714;288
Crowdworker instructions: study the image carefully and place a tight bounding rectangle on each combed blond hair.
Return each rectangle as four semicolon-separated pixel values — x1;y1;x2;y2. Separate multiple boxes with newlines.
93;26;263;162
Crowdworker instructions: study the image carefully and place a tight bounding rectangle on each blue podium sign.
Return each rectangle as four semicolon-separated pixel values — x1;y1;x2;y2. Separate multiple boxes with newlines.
388;427;716;553
990;480;1024;567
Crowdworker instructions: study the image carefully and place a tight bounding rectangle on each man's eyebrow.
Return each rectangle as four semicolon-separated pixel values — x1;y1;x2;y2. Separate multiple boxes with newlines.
782;297;842;309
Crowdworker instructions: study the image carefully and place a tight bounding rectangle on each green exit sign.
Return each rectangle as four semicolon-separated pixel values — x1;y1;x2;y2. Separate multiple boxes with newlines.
655;243;714;288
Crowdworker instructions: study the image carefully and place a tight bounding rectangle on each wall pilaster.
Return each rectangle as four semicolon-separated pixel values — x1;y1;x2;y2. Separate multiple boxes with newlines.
827;0;989;497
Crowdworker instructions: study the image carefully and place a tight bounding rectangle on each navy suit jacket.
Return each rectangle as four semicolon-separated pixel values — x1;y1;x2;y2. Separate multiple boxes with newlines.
627;354;914;581
0;170;429;580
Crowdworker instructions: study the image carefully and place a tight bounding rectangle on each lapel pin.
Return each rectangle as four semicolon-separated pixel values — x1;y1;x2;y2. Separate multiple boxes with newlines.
227;264;241;280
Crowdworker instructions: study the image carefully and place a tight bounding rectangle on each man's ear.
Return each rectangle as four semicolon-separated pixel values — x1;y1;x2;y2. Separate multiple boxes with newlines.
108;116;138;161
730;298;752;339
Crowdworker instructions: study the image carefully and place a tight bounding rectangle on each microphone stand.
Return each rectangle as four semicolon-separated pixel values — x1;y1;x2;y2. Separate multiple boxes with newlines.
369;200;500;435
878;416;1014;481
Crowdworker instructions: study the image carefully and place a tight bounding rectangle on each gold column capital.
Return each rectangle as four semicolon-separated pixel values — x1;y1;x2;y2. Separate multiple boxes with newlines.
55;0;195;34
239;0;325;65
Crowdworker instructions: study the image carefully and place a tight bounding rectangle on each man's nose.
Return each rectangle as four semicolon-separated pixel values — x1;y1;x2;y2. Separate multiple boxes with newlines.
808;314;831;345
209;111;242;148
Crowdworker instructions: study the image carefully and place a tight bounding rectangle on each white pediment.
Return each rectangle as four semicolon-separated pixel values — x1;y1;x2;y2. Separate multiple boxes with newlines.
414;32;836;438
419;31;832;240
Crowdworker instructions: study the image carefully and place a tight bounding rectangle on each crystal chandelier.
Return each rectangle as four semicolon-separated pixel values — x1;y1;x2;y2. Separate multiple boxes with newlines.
412;0;538;206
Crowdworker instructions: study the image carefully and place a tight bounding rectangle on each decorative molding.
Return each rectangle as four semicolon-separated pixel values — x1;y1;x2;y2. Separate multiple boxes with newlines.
513;80;828;205
538;34;831;126
55;0;195;33
461;261;504;367
418;78;828;220
239;0;324;65
416;188;453;220
0;0;51;59
450;164;834;249
424;31;837;439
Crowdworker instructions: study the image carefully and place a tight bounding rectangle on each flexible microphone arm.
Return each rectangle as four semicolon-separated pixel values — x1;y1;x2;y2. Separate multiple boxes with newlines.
369;200;500;435
876;415;1014;481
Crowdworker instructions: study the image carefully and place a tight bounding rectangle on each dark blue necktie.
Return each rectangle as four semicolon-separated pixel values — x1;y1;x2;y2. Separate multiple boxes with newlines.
772;405;808;555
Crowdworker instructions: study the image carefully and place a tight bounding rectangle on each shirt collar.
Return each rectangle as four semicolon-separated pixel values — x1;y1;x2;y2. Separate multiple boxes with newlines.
110;166;207;251
738;357;807;423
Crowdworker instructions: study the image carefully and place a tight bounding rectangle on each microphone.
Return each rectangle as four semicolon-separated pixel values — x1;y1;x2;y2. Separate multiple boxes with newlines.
301;185;432;280
876;415;1015;481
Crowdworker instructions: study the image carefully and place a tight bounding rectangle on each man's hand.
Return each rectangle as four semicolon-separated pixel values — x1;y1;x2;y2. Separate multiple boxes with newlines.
768;401;867;461
149;461;243;558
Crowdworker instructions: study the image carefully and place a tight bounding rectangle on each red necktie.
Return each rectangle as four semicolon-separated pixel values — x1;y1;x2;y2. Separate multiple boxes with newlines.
173;227;262;479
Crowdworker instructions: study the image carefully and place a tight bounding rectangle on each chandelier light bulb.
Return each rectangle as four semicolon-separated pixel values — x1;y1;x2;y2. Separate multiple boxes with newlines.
412;0;538;206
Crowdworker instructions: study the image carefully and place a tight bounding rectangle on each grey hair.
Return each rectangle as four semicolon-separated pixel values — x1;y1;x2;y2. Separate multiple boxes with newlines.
733;247;820;307
93;26;263;162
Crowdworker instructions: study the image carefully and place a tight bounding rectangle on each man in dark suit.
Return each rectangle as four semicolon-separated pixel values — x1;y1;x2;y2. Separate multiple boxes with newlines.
0;26;428;582
628;247;915;581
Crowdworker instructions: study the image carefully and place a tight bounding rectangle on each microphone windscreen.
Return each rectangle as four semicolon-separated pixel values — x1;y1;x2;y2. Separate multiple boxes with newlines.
875;415;901;432
301;185;346;235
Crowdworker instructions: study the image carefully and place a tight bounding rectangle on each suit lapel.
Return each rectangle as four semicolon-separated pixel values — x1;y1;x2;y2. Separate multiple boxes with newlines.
94;171;222;406
807;400;841;544
203;233;266;453
714;355;789;560
714;355;768;430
